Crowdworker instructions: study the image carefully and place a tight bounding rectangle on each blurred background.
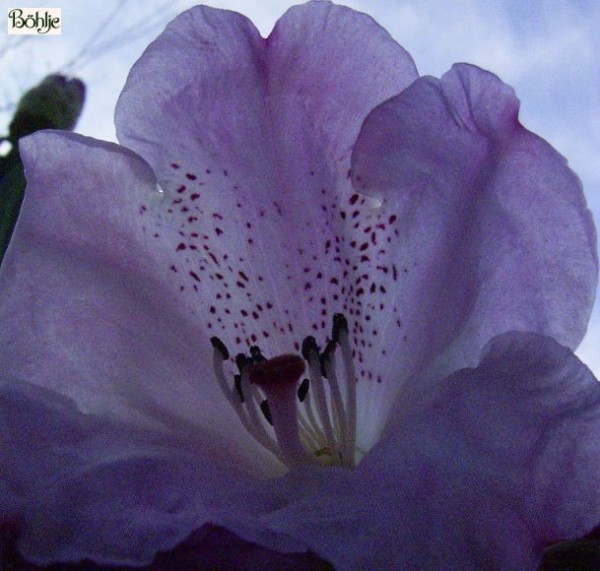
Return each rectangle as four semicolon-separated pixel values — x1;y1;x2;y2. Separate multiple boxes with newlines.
1;0;598;374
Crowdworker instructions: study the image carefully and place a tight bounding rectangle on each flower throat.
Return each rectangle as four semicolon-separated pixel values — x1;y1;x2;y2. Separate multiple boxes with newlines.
211;313;358;469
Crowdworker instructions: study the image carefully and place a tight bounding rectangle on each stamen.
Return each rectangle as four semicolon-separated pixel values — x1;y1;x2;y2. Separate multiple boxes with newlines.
211;336;235;405
260;399;273;425
297;373;326;445
331;313;348;344
333;314;357;461
248;354;311;466
250;345;266;363
238;368;282;459
211;338;282;461
297;414;323;452
234;374;244;403
211;314;360;470
302;336;335;447
297;378;310;402
321;341;350;466
210;336;229;360
235;352;248;373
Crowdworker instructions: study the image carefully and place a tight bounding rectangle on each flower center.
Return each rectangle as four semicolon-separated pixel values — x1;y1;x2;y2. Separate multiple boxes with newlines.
211;313;358;469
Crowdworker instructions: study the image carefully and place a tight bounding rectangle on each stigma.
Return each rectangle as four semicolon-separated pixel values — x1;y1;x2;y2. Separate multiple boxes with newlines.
211;313;358;469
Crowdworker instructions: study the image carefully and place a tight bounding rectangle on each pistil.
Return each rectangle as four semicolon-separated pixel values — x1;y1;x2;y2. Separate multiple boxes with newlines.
247;354;311;466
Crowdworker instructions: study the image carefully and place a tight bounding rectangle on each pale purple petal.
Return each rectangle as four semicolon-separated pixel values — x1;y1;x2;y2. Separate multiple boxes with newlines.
0;131;276;475
352;64;598;396
247;332;600;570
0;378;323;566
115;3;419;452
116;2;417;184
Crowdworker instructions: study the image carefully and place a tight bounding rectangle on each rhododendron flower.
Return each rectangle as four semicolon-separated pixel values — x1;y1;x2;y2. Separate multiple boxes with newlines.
1;2;599;569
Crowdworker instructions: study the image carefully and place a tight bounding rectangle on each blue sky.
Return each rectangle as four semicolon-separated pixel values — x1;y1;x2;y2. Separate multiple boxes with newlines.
1;0;599;374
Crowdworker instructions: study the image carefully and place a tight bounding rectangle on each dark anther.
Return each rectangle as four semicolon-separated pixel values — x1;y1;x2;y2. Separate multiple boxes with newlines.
301;336;319;361
234;374;244;403
320;340;337;378
298;378;310;402
210;336;229;360
332;313;348;342
250;345;266;364
319;355;327;378
260;399;273;426
235;353;248;373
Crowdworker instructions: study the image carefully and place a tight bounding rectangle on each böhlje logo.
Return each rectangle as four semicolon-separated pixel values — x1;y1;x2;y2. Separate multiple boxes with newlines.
7;8;61;35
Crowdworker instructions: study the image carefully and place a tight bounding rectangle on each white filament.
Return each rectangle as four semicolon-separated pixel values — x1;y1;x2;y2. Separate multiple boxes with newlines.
212;328;358;469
